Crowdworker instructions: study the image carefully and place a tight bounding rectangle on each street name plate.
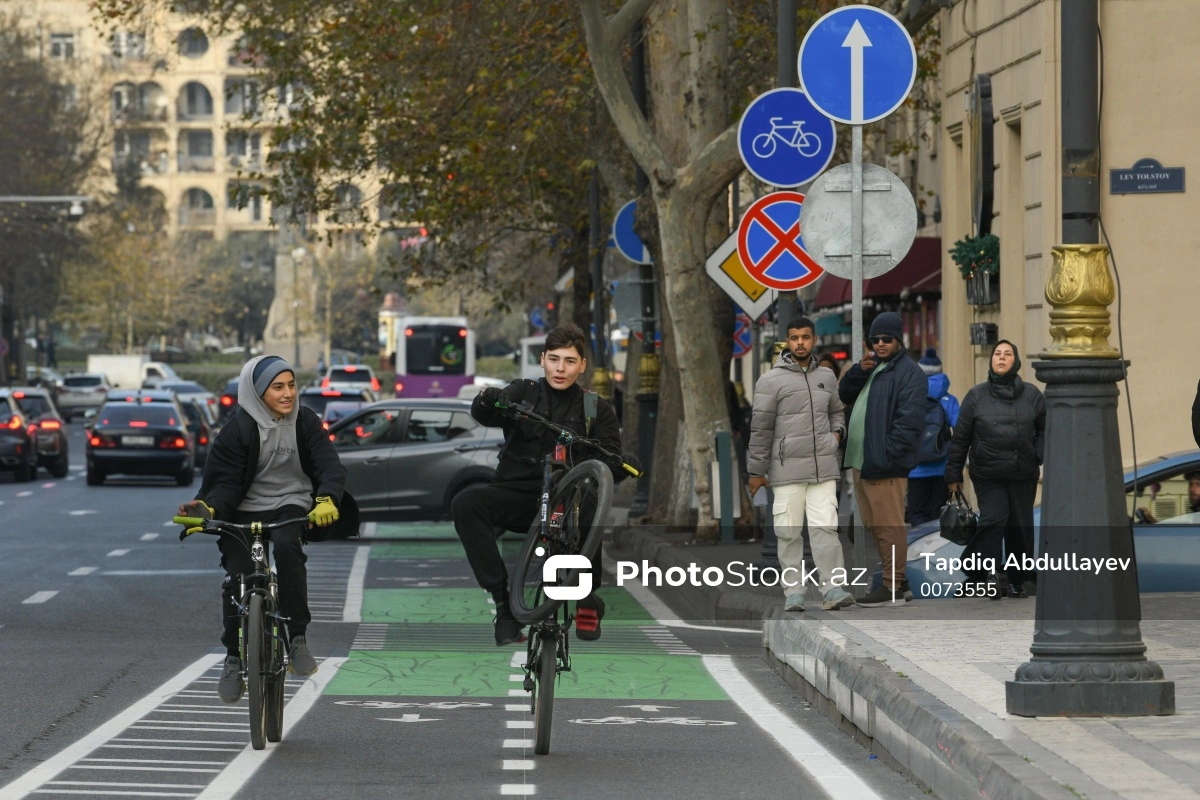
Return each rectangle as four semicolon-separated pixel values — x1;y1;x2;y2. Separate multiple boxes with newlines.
797;162;917;279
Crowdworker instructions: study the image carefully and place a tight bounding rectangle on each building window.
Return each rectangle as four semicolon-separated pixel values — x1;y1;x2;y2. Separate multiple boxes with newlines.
50;33;75;60
111;31;146;59
226;131;262;167
178;28;209;58
179;82;214;119
224;79;260;117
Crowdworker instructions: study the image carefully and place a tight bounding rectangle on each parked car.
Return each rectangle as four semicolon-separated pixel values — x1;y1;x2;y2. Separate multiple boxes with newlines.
896;449;1200;596
322;400;370;429
321;365;381;401
218;378;240;423
157;381;220;425
327;398;502;520
0;392;38;482
9;388;69;478
57;373;112;421
456;375;508;399
86;401;195;486
180;398;216;470
298;387;375;419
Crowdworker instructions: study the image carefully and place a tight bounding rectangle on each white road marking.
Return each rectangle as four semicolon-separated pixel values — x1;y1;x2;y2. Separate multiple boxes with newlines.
108;549;131;557
41;482;56;489
44;782;205;789
507;690;525;697
500;786;535;796
69;567;98;576
507;674;525;682
140;533;159;542
0;655;220;799
509;652;524;667
360;522;377;538
192;657;345;800
505;720;533;729
22;591;58;604
503;760;534;770
101;570;220;577
342;546;369;623
16;491;33;498
68;510;99;516
502;739;532;748
65;476;77;481
504;704;527;712
702;655;885;800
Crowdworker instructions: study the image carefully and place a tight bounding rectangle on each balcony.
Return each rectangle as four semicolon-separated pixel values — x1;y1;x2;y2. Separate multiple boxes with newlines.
114;152;169;176
179;207;217;227
178;154;215;172
966;271;1000;306
227;154;263;171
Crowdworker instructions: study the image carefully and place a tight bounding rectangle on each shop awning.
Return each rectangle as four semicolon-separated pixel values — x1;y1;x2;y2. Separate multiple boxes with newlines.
811;237;942;309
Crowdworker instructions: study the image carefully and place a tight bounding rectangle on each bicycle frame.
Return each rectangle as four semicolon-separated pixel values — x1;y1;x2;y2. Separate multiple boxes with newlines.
233;525;290;680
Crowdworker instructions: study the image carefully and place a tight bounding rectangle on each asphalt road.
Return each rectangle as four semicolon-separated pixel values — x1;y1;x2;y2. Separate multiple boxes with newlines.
0;424;924;799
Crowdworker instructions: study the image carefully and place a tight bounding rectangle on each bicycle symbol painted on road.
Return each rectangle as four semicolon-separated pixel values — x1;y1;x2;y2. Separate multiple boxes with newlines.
752;118;821;159
335;700;493;710
570;716;736;726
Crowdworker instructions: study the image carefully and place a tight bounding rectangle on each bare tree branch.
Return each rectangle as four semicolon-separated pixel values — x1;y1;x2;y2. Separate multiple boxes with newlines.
679;121;741;205
608;0;658;44
579;0;673;181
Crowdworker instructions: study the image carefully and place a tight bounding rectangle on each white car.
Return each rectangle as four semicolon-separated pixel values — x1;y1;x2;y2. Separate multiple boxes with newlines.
56;374;112;421
321;365;380;402
456;376;508;399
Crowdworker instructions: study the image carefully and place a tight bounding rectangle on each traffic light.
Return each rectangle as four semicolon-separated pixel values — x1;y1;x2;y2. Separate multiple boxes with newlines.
545;301;558;327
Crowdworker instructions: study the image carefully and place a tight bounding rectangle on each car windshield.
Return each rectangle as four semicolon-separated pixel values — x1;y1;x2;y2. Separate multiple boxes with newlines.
162;382;207;393
97;405;178;427
14;395;54;417
406;326;467;375
65;375;103;387
328;368;372;383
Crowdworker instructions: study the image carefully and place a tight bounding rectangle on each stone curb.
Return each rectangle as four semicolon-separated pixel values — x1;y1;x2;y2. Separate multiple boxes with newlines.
763;612;1081;800
609;525;780;624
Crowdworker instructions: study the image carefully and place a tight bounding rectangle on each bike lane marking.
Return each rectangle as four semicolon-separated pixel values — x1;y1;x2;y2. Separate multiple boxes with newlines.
0;654;219;799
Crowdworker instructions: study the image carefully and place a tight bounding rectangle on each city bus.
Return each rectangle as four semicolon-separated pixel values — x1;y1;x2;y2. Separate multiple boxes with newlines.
379;313;476;398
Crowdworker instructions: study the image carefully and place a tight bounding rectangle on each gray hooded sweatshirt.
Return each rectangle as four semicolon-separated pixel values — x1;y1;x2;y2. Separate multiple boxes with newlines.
236;356;312;513
747;350;846;486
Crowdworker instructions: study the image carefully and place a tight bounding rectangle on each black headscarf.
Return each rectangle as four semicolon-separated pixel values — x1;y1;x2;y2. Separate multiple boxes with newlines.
987;339;1024;400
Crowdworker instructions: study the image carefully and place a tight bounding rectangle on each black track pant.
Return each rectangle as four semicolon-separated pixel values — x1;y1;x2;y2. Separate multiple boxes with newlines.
967;479;1037;584
452;479;600;595
906;476;949;526
217;504;309;656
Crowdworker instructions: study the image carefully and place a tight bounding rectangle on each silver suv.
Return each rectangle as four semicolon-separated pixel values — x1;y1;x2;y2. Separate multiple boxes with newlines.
57;373;112;421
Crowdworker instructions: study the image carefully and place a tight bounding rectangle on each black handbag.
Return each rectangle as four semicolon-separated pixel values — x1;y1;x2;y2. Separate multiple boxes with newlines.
939;489;979;546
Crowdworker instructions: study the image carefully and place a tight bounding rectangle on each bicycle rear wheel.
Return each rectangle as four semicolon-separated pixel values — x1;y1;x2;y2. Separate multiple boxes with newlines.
246;595;267;750
510;460;613;624
264;607;285;743
533;631;557;755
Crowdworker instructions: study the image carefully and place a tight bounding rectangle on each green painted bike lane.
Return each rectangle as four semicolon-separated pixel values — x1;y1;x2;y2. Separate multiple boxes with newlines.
323;535;728;702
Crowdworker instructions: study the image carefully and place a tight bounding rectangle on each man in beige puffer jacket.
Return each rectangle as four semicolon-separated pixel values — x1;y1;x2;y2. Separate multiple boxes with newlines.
748;318;853;612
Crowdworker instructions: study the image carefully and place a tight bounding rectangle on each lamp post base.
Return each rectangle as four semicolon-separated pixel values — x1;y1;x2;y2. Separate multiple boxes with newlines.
1007;671;1174;717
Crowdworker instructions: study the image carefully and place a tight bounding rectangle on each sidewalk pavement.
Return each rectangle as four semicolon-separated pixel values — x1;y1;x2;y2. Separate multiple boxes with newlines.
609;522;1200;800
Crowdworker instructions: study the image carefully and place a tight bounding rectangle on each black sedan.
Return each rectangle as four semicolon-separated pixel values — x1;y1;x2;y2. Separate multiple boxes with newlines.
218;378;239;423
328;399;502;520
299;387;375;420
180;398;216;469
11;387;69;478
0;393;37;483
86;402;195;486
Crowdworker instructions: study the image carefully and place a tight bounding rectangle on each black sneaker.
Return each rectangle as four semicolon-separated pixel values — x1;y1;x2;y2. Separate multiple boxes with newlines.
217;655;244;703
288;635;318;675
857;585;908;608
575;594;605;641
899;580;915;601
494;606;525;646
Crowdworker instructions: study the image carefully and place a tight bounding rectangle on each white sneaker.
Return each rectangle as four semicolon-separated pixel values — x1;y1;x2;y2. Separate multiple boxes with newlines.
821;587;855;610
784;593;806;612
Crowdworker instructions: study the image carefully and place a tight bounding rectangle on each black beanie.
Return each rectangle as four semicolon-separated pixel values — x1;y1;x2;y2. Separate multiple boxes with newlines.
869;312;904;340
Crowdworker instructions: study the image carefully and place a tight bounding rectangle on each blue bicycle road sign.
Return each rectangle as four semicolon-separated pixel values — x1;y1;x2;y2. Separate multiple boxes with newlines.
613;199;651;265
797;5;916;126
737;88;836;188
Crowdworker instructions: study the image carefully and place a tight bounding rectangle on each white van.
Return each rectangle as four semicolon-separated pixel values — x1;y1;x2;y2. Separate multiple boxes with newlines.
517;335;546;381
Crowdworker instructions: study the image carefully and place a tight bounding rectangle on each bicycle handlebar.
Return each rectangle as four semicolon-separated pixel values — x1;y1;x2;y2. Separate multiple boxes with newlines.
493;400;641;477
173;515;314;539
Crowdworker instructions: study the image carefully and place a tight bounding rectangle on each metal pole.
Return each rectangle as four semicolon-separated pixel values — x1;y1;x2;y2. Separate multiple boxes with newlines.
1061;0;1100;245
589;168;611;399
292;253;301;367
629;20;658;519
849;123;867;593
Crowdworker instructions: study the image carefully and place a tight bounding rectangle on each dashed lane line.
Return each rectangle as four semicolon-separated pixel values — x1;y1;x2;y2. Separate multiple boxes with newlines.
108;549;131;557
140;533;159;542
342;545;369;623
69;567;98;576
22;591;58;604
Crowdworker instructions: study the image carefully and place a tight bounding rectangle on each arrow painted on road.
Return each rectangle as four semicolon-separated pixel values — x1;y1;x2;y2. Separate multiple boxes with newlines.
617;705;680;712
378;714;441;723
842;20;872;124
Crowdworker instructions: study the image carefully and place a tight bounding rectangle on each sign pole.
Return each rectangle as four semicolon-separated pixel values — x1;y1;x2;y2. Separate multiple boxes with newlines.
849;122;868;594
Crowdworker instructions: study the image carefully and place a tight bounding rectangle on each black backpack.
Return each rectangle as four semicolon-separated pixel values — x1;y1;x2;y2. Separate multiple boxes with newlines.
917;396;951;463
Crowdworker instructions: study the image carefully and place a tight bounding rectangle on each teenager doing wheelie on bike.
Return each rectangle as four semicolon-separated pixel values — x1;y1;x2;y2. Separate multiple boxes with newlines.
179;355;347;702
452;324;639;646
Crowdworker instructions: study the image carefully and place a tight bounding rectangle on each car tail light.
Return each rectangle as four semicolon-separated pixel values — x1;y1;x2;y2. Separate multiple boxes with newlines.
322;421;329;430
159;436;189;449
321;377;331;388
89;433;115;448
370;377;381;392
27;424;38;438
6;417;21;430
344;365;358;372
129;421;149;428
395;381;404;396
39;420;61;430
458;329;467;338
321;390;342;397
199;435;209;445
328;433;336;441
221;395;234;406
13;391;25;398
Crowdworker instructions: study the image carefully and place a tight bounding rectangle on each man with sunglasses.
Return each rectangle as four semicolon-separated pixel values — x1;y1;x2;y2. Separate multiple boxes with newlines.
839;312;927;606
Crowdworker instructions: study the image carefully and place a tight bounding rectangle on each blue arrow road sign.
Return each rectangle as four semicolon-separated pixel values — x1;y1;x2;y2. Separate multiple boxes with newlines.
529;306;547;330
797;5;917;126
613;199;651;265
738;88;836;188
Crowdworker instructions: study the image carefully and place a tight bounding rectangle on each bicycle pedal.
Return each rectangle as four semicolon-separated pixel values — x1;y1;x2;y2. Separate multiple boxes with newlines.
523;675;535;692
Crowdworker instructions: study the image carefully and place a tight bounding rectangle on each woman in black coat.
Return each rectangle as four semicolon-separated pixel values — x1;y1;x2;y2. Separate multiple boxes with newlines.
945;340;1046;598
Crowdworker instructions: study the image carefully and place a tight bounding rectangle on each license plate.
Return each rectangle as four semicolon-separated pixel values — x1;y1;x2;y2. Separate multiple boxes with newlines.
122;435;155;447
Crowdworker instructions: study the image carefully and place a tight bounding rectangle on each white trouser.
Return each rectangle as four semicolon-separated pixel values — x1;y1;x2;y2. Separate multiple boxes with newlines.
771;480;845;596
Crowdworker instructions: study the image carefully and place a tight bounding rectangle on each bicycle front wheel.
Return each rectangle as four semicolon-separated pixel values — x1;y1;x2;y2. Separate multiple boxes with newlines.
533;632;557;755
510;460;613;624
264;607;285;743
246;595;267;750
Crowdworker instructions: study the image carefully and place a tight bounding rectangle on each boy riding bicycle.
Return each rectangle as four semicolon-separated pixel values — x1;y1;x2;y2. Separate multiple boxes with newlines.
179;355;347;702
453;324;639;646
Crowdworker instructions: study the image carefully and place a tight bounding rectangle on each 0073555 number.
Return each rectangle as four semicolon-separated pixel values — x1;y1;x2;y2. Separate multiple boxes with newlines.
925;582;998;598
